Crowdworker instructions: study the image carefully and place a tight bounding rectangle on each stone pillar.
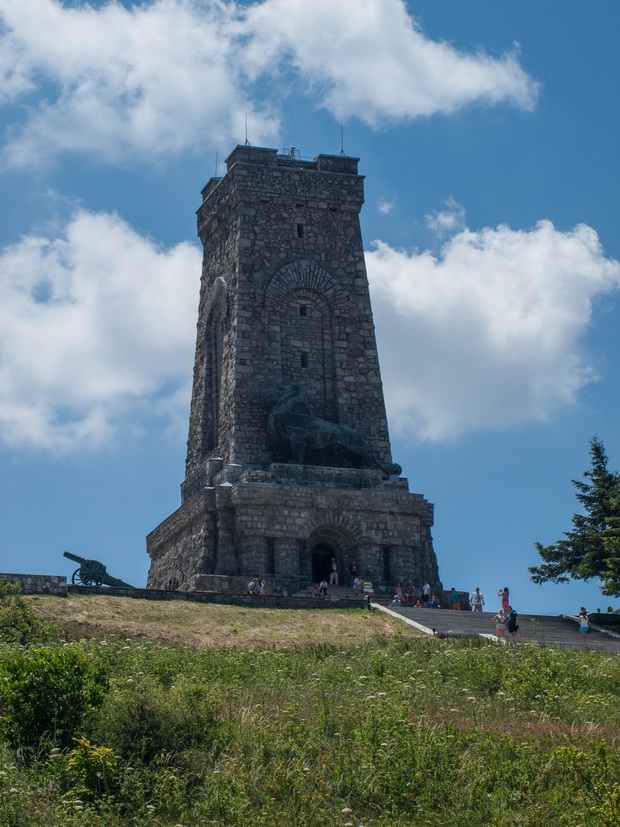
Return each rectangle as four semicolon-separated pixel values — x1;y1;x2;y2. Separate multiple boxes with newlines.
357;543;382;583
274;538;300;578
298;540;311;582
419;526;441;588
411;550;423;585
214;516;237;575
390;545;416;581
238;536;268;576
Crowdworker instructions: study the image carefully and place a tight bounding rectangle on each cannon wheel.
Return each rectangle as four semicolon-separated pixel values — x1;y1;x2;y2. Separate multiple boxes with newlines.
71;560;106;586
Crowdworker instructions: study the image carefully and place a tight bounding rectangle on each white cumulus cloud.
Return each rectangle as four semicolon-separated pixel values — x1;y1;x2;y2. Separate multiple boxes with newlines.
425;197;467;236
1;209;617;454
0;0;537;166
367;220;620;441
245;0;537;124
0;0;278;165
378;198;395;215
0;210;200;452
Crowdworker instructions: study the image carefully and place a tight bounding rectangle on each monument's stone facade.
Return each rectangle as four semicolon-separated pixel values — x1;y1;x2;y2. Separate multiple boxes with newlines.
147;146;442;595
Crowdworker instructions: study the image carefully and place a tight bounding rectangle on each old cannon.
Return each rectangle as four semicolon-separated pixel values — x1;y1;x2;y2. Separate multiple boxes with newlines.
63;551;135;588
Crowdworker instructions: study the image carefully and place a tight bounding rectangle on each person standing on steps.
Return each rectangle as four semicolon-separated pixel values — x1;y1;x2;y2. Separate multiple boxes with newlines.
349;559;358;586
450;587;461;610
492;608;506;641
578;607;590;648
422;580;431;607
329;558;339;586
498;587;510;612
506;606;519;644
470;587;485;612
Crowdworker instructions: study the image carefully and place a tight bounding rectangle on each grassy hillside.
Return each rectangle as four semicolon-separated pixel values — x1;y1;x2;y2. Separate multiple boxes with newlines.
0;593;617;826
26;593;409;646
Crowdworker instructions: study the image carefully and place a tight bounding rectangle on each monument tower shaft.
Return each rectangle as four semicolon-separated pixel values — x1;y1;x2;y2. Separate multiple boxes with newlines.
184;145;393;497
147;145;441;595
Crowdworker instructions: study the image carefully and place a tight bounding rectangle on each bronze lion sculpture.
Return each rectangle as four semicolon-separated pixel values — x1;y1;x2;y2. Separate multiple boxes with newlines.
267;383;401;476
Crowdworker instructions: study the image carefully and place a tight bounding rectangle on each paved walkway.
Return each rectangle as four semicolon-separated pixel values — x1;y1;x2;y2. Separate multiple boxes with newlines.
375;605;620;653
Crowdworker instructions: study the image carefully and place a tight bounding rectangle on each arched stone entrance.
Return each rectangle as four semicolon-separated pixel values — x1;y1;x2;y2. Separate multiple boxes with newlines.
307;524;357;586
311;542;336;583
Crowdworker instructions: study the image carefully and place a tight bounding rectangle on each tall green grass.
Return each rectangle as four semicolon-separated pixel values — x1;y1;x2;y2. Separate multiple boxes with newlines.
0;629;619;825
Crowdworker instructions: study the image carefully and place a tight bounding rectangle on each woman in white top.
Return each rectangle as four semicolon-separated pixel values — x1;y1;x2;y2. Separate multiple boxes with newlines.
578;607;589;647
492;608;506;640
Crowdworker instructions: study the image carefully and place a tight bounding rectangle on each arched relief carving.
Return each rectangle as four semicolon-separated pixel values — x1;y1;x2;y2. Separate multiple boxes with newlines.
205;276;227;321
267;260;340;424
197;275;228;347
198;275;229;458
266;259;349;310
303;512;365;544
308;527;355;551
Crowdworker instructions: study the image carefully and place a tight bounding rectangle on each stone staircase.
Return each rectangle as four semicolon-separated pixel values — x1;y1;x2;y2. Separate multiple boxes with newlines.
377;605;620;653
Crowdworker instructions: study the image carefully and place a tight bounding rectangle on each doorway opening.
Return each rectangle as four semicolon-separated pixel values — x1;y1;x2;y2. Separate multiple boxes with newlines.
312;542;336;583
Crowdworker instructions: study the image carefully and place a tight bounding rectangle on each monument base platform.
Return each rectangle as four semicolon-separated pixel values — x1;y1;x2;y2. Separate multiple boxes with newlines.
147;463;441;596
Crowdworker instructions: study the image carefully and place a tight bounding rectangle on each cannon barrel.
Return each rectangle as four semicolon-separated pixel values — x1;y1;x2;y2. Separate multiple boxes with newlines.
63;550;88;565
103;573;136;589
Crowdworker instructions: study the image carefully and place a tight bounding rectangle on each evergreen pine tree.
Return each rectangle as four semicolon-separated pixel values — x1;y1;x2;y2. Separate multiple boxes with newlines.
530;436;620;597
601;489;620;596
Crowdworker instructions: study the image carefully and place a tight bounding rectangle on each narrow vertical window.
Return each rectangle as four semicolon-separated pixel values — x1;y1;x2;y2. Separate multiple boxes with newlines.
382;546;391;581
267;539;275;575
299;304;307;317
300;351;309;368
296;223;304;238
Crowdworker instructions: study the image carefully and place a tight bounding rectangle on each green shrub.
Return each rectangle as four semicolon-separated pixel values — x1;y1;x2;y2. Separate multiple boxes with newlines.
0;647;108;756
0;580;42;644
63;737;118;801
94;675;223;763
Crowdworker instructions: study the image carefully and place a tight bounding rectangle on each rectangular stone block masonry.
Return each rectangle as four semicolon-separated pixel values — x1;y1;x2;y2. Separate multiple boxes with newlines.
147;145;443;596
0;572;68;596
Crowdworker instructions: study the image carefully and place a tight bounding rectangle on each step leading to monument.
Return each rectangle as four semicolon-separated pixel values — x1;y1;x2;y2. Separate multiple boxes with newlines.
375;605;620;653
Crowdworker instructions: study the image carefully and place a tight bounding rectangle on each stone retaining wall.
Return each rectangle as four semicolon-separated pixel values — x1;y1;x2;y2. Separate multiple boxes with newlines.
68;584;366;610
589;612;620;628
0;572;67;596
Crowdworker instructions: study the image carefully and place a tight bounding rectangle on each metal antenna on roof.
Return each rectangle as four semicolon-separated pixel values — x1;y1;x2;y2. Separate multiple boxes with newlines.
339;123;345;156
244;114;250;146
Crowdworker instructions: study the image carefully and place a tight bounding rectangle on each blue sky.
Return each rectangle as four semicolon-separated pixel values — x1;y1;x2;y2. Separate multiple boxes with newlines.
1;0;619;615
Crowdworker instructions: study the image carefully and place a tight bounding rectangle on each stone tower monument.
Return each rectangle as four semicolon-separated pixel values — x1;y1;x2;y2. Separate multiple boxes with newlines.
147;145;441;595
